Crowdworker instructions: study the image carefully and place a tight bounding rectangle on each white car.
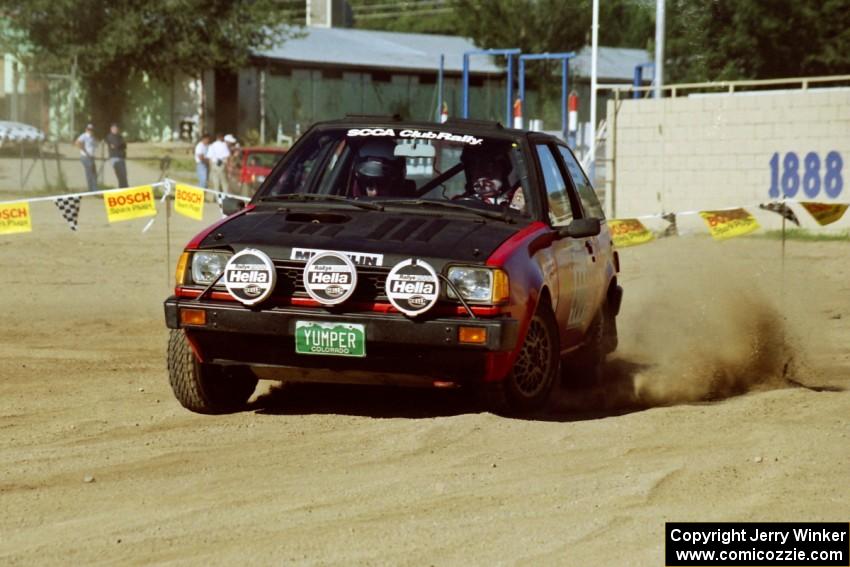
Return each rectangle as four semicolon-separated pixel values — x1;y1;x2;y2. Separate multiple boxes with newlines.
0;121;46;148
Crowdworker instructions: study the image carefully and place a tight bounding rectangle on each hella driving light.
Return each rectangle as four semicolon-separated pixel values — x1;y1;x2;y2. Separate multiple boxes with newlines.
191;251;230;284
446;267;508;303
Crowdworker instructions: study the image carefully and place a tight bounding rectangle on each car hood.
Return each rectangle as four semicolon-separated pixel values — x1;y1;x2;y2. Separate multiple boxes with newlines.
197;206;524;268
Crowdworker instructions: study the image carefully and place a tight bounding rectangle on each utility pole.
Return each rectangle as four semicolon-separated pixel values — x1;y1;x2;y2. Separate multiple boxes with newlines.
588;0;599;180
259;68;266;144
654;0;665;98
70;55;78;138
11;60;19;122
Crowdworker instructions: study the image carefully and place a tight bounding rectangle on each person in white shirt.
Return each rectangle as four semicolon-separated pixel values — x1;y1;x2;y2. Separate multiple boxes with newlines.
194;133;211;188
206;132;231;193
75;124;98;192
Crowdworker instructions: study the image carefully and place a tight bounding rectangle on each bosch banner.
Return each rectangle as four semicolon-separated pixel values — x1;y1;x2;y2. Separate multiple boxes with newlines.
174;184;205;221
0;201;32;235
608;219;654;248
103;185;157;223
699;209;761;240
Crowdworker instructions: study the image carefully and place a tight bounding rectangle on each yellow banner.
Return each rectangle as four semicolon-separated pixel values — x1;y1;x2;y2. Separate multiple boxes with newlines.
174;184;204;220
608;218;654;248
799;202;848;226
0;202;32;235
103;186;157;223
699;208;760;240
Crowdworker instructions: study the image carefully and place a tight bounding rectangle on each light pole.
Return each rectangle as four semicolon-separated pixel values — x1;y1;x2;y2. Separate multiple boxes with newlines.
654;0;665;98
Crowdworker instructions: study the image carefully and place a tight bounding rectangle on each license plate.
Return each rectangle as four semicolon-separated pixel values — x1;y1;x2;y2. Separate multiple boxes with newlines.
295;321;366;357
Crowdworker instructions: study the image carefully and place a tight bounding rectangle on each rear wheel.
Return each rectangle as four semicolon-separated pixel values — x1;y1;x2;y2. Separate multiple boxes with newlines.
167;329;258;414
480;305;559;415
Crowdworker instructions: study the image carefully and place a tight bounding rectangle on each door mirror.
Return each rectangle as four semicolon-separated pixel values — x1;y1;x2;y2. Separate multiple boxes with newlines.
222;197;246;216
558;218;601;239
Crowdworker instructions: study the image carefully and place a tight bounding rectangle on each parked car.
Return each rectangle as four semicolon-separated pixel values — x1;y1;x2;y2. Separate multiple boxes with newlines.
238;146;286;195
0;121;46;149
164;116;622;415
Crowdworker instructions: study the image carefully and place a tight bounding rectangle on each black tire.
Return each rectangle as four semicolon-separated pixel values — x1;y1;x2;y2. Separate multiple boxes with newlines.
167;329;258;414
563;301;616;387
480;305;559;415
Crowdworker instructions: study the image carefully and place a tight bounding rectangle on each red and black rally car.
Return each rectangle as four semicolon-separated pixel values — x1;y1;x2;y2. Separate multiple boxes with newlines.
165;116;622;415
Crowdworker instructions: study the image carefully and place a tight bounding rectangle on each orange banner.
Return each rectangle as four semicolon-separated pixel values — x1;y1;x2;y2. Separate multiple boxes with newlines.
799;202;849;226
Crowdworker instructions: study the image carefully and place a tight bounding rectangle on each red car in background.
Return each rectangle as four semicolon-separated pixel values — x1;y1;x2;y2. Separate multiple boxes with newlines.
238;147;287;194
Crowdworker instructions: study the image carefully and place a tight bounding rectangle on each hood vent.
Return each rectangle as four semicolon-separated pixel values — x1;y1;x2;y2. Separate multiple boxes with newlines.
414;219;450;242
366;218;398;240
388;218;427;241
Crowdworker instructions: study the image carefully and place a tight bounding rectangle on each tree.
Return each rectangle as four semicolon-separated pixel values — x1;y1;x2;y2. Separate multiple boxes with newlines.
451;0;654;55
0;0;296;135
665;0;850;83
349;0;462;34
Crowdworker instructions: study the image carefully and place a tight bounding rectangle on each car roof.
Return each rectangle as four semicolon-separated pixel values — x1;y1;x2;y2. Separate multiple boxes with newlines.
312;115;560;143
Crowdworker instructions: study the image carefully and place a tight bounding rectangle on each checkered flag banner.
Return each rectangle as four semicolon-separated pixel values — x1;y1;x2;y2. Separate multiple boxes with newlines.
53;196;81;231
759;202;800;226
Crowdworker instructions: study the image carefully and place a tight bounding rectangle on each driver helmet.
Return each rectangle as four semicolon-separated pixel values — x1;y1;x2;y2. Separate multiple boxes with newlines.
461;147;511;200
354;139;405;197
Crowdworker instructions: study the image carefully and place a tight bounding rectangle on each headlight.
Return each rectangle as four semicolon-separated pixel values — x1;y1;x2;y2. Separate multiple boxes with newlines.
446;267;509;303
190;251;230;285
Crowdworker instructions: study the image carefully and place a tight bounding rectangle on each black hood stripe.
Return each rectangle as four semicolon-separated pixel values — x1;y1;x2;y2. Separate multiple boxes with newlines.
415;219;451;242
389;218;427;241
366;218;397;239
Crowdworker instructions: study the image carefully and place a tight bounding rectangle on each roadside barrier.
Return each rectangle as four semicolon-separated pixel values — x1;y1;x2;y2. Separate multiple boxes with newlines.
0;181;846;249
0;179;249;235
607;200;848;248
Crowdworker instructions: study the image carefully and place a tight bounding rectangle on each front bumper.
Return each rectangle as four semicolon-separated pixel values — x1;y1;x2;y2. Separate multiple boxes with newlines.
164;297;519;385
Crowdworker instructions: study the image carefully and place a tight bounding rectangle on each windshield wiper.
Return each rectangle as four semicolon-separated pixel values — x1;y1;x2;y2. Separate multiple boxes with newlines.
372;199;514;223
260;193;384;211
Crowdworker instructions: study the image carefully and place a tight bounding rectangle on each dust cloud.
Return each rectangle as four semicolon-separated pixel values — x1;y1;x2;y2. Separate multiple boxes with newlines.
572;239;819;410
619;285;797;406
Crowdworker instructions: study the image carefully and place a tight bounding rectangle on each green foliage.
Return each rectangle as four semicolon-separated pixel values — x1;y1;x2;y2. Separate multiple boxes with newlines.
1;0;296;132
349;0;462;34
352;0;654;50
665;0;850;83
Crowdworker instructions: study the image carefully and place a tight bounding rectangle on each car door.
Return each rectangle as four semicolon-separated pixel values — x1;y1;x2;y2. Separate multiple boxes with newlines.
554;144;609;322
532;142;595;350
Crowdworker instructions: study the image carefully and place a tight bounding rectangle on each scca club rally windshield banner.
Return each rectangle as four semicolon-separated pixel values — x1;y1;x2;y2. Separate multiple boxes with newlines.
103;186;157;223
0;202;32;235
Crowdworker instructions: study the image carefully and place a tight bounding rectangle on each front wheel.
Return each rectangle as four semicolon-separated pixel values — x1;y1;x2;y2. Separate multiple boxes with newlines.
167;329;258;414
480;306;559;415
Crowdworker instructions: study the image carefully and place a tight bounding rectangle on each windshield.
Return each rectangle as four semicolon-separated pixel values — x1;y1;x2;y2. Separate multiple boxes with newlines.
257;127;532;218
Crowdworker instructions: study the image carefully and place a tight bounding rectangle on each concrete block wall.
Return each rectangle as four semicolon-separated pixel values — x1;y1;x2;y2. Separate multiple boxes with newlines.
607;88;850;230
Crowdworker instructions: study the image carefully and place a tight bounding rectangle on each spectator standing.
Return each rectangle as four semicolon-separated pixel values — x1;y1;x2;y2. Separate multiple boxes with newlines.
105;123;129;188
75;124;98;192
206;132;231;193
194;133;211;188
224;133;241;194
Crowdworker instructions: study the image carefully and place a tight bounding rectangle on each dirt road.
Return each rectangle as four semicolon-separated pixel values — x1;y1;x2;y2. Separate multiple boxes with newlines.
1;203;848;565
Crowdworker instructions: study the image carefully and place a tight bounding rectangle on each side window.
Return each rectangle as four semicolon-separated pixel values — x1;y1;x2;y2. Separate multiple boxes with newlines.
535;144;576;226
268;133;333;195
557;146;605;219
